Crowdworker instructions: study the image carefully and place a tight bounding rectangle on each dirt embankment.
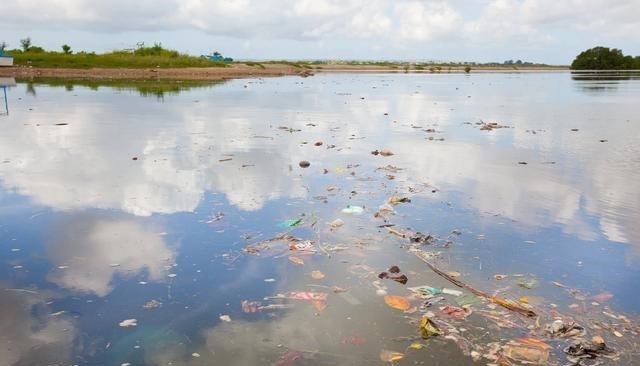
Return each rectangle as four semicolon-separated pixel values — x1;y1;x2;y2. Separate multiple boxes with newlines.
0;63;569;80
0;63;310;80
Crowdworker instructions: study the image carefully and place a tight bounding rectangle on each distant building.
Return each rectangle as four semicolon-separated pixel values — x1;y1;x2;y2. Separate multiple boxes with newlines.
0;51;14;67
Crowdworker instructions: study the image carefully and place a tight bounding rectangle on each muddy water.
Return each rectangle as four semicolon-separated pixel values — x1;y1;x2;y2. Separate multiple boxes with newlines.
0;72;639;365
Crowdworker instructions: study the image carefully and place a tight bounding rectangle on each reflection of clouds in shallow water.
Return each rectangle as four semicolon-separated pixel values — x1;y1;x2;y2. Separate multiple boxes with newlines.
388;138;640;246
0;284;75;366
46;216;175;296
0;94;312;215
0;75;638;248
0;79;445;216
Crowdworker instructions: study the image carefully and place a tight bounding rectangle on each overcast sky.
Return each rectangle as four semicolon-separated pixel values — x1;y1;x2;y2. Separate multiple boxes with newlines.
0;0;638;64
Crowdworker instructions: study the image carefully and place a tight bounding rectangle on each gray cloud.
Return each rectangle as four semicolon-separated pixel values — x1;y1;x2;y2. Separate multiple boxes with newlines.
1;0;637;45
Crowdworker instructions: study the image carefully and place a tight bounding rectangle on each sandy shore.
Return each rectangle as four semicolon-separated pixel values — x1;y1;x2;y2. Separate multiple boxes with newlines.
0;64;308;80
0;63;569;80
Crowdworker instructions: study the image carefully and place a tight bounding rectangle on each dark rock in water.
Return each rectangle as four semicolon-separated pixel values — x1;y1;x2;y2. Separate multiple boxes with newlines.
599;139;608;143
314;141;323;146
132;157;138;161
571;128;579;131
299;160;310;168
518;161;528;165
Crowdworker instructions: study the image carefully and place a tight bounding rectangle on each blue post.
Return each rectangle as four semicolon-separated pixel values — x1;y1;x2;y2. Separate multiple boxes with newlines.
2;86;7;115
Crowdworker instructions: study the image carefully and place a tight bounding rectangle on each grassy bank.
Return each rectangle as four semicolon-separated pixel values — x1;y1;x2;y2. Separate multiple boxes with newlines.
7;44;227;69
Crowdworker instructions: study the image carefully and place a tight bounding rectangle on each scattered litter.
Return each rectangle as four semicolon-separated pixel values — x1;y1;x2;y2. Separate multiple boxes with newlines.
384;295;411;311
378;265;408;285
591;292;613;302
279;218;303;227
371;150;394;157
408;285;442;297
517;277;539;289
564;337;618;363
413;251;536;316
288;256;305;265
329;218;344;228
503;338;550;365
420;316;441;338
219;315;231;322
143;299;162;309
379;350;404;363
192;353;201;358
455;294;481;307
289;240;314;251
206;212;224;223
388;196;411;204
341;205;364;214
311;270;325;279
545;319;585;337
242;300;262;313
442;288;463;297
478;121;509;131
286;292;328;301
119;319;137;327
441;305;471;319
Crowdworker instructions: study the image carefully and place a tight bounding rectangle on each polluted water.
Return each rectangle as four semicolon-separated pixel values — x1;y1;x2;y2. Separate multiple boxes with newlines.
0;73;639;365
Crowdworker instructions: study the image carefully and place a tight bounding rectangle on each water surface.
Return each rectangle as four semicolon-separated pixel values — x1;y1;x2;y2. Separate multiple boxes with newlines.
1;72;639;365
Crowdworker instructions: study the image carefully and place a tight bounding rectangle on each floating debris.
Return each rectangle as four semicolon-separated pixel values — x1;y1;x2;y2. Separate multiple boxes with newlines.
371;149;394;157
119;319;137;327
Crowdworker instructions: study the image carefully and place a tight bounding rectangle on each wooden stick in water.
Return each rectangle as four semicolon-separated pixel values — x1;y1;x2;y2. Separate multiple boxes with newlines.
413;252;536;317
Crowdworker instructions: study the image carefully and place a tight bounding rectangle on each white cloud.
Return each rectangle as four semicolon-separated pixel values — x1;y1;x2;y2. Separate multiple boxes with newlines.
394;1;462;41
463;0;640;45
1;0;639;61
46;216;175;296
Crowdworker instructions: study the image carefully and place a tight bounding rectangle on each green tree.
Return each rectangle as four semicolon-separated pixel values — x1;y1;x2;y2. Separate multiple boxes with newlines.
571;46;638;70
20;37;31;52
0;41;7;52
62;44;72;54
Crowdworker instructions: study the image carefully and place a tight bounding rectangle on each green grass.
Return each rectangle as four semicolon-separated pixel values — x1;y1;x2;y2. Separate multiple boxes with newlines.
8;47;228;69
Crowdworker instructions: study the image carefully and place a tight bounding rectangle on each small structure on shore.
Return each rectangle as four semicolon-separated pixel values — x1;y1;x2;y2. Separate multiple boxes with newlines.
203;51;233;62
0;51;13;66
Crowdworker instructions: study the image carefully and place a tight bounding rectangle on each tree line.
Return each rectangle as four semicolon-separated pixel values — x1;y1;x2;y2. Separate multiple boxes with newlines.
571;47;640;70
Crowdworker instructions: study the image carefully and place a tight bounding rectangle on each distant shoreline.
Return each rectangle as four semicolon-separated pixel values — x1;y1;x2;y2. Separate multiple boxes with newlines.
0;63;570;80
